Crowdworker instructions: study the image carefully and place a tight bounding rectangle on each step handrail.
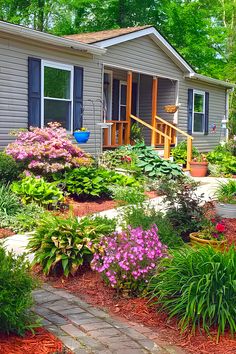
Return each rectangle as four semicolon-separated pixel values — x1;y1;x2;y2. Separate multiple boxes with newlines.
155;115;193;170
155;115;193;139
130;114;171;140
130;114;171;159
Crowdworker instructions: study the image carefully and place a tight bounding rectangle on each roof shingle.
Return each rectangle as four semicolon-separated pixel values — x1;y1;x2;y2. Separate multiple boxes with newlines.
63;25;152;44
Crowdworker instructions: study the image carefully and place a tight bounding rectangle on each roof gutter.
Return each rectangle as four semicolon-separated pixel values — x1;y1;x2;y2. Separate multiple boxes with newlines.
185;72;235;89
0;21;106;56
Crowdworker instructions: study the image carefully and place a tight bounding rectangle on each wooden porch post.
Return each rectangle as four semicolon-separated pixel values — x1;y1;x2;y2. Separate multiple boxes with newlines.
151;76;158;146
126;71;132;144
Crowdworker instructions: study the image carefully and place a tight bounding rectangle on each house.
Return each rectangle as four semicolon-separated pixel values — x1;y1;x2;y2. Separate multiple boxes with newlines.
0;21;234;168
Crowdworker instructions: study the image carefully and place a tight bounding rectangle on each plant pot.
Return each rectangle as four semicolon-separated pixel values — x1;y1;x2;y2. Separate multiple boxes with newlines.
190;161;208;177
73;131;90;144
215;202;236;218
190;232;226;250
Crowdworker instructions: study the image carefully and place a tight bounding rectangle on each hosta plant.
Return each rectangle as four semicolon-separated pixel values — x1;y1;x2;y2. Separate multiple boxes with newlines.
6;122;92;174
91;225;167;296
11;175;64;206
148;246;236;339
62;167;140;198
135;144;183;179
28;214;116;276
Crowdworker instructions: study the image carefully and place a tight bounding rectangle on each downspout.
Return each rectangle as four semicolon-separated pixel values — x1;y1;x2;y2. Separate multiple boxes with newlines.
226;87;234;141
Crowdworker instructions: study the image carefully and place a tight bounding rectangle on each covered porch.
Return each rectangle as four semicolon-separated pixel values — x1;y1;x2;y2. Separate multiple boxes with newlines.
102;66;193;169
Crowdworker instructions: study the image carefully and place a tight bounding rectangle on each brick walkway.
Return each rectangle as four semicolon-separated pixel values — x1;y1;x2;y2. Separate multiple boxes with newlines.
33;284;187;354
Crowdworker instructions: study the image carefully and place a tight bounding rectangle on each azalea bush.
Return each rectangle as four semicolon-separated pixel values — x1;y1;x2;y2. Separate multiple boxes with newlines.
6;122;92;174
91;225;167;295
148;246;236;339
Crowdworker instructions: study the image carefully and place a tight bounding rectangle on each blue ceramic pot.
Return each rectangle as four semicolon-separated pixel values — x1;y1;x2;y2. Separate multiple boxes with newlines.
74;131;90;144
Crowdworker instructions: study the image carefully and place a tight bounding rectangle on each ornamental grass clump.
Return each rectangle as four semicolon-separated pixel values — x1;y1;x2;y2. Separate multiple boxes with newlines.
6;122;92;174
91;225;167;295
148;246;236;340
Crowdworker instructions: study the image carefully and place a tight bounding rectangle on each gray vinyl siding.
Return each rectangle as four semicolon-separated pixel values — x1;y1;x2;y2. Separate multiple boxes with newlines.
178;80;226;151
0;33;103;155
139;74;152;145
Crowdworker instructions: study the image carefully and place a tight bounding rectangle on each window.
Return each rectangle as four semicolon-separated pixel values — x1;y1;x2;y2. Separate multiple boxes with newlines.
119;81;127;121
42;61;73;130
192;91;205;133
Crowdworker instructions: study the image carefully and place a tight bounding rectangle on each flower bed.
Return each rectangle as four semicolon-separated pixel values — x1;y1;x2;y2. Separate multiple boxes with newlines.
0;327;68;354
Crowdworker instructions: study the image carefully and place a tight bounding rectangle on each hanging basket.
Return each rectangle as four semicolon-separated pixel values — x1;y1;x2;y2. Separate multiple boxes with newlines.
163;105;179;113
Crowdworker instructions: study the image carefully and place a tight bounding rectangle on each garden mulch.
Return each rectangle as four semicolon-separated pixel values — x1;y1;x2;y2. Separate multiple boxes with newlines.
34;217;236;354
0;327;67;354
0;228;14;239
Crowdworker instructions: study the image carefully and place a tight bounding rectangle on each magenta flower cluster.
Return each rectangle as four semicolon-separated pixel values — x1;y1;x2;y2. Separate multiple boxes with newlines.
6;122;92;174
91;225;167;293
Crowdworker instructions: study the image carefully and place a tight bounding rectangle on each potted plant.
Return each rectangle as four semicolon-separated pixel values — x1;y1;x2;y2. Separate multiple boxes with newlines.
215;179;236;218
190;154;208;177
190;218;226;249
73;127;90;144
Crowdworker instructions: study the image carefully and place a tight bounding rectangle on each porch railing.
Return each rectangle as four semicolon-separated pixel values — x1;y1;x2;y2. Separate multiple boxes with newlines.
155;116;193;170
130;114;171;159
103;120;129;147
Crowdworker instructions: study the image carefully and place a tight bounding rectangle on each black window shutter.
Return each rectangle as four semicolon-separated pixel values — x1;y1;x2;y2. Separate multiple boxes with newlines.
187;89;193;135
73;66;84;131
28;57;41;128
112;79;120;121
204;92;209;135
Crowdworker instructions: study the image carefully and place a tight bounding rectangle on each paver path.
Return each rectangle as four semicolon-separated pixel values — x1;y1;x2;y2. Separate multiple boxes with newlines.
33;284;187;354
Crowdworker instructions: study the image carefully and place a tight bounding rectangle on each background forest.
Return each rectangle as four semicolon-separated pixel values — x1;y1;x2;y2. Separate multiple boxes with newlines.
0;0;236;131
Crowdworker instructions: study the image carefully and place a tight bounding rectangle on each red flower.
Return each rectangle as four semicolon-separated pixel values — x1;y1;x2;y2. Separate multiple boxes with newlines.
211;218;216;223
215;223;226;233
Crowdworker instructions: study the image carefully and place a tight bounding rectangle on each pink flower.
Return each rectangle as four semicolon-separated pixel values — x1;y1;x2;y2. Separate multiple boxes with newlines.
215;223;226;233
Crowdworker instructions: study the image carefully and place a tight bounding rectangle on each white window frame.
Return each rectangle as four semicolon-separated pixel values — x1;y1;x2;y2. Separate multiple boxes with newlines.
41;60;74;132
119;81;127;121
192;90;205;134
103;69;113;120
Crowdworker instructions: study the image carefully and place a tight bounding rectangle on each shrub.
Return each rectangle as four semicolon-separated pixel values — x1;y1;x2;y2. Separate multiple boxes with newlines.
6;122;92;175
109;186;147;206
11;175;64;206
28;214;116;276
215;179;236;204
62;167;140;198
91;225;167;295
100;146;141;174
0;203;48;233
0;184;21;215
0;246;38;335
122;206;183;248
148;246;236;339
0;152;22;184
158;176;206;241
171;141;199;165
207;144;236;175
135;144;183;179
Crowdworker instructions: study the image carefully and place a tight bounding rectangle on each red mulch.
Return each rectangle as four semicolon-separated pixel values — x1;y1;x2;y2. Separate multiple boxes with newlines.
34;217;236;354
0;228;14;239
0;327;66;354
62;191;159;218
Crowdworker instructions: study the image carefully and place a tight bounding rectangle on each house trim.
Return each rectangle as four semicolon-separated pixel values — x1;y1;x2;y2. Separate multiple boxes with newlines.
185;72;235;89
0;20;106;55
94;27;194;73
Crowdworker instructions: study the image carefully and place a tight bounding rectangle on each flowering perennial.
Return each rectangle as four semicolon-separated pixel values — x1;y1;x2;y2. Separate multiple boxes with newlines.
91;225;167;294
6;122;92;174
